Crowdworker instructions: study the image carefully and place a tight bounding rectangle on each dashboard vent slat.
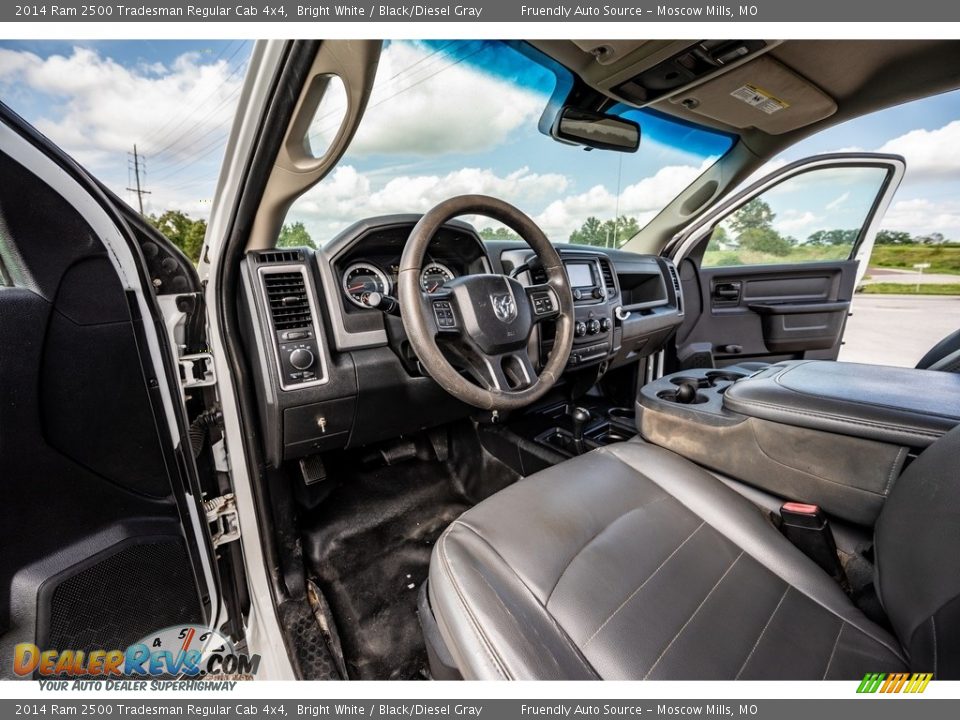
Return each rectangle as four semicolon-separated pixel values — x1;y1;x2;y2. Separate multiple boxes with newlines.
598;258;617;295
263;271;313;331
257;250;304;264
667;263;683;314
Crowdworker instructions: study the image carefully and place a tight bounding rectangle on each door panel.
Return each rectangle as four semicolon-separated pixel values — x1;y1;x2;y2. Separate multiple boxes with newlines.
677;260;858;367
669;153;905;370
0;118;210;677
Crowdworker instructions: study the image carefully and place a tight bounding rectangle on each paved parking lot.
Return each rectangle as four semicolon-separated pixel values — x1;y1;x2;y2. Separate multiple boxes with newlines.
840;294;959;367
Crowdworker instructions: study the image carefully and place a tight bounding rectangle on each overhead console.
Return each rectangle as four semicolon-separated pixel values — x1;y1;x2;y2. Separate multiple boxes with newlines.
637;361;960;526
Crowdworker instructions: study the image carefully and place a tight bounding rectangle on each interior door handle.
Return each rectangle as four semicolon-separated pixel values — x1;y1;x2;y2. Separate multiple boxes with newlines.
713;282;741;301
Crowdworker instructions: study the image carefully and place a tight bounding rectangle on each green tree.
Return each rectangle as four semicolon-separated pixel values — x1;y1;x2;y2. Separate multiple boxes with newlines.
729;198;776;236
479;226;520;242
918;232;947;245
875;229;914;245
569;215;639;247
278;221;316;249
604;216;640;247
706;225;730;252
147;210;207;263
806;228;859;247
570;216;604;246
738;227;795;256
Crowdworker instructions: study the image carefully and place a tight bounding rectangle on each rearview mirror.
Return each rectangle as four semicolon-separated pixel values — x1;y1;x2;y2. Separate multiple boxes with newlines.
551;107;640;153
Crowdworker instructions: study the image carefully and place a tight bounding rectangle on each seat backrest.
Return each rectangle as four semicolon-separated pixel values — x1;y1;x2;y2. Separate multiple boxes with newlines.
917;328;960;372
875;423;960;677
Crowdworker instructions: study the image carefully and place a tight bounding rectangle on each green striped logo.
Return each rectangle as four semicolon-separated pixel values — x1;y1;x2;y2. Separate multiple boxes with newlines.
857;672;933;693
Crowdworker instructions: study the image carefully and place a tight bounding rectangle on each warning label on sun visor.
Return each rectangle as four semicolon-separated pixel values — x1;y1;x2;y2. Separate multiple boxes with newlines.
730;84;789;114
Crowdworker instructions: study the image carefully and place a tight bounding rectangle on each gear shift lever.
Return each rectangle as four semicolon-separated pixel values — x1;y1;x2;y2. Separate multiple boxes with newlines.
571;406;591;455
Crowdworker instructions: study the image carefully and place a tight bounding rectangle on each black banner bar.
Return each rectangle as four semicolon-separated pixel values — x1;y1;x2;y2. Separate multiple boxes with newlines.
3;0;958;23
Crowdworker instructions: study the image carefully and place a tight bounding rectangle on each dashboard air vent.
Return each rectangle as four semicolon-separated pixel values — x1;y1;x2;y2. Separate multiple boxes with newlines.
667;263;683;313
257;250;303;264
598;258;617;295
263;271;313;331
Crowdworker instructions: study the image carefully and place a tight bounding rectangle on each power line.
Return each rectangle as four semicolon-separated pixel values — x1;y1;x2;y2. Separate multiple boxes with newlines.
150;42;491;191
142;40;249;149
125;144;151;215
148;137;228;183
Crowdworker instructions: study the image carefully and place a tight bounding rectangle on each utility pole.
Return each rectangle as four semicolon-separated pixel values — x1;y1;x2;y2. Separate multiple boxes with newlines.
126;144;151;215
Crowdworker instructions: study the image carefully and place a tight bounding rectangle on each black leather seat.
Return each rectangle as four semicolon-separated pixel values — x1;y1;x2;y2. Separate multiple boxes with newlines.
426;426;960;680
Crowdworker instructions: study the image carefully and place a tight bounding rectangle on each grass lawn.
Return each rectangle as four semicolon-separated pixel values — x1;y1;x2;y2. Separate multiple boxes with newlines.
859;283;960;295
869;245;960;274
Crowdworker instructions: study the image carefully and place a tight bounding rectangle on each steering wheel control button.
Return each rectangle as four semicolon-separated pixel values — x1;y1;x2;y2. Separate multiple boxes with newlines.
531;291;556;316
432;301;457;329
289;348;315;371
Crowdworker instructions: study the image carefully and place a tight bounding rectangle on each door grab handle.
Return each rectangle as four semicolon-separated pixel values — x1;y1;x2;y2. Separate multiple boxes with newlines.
713;282;741;300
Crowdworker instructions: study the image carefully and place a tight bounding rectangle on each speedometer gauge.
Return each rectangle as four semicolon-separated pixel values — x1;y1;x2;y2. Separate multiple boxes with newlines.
420;262;456;293
342;263;390;308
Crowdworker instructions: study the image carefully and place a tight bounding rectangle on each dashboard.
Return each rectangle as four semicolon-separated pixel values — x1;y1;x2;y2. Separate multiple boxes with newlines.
240;214;685;467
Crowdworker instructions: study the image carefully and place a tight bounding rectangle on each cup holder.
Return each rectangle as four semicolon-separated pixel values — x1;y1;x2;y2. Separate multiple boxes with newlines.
669;376;711;389
705;371;746;386
608;407;636;422
657;389;709;405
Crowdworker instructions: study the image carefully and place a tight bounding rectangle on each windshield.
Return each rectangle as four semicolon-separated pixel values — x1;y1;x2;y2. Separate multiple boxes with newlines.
285;40;734;250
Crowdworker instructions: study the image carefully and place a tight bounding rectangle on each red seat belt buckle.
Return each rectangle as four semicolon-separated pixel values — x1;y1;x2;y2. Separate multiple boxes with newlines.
779;502;844;581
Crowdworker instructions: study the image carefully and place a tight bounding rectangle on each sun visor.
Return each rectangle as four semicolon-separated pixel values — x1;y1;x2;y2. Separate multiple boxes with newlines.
669;55;837;134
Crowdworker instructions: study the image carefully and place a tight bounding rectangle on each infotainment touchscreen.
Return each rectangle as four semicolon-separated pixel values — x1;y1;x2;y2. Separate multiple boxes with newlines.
565;262;595;288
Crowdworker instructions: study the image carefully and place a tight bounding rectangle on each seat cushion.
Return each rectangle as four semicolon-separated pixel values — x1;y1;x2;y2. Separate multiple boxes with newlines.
428;440;906;680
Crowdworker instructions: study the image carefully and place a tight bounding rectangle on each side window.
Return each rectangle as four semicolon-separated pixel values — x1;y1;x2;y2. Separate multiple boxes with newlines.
702;165;889;268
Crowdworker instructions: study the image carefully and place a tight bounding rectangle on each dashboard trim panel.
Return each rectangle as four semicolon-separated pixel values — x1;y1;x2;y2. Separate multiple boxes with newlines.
257;263;331;391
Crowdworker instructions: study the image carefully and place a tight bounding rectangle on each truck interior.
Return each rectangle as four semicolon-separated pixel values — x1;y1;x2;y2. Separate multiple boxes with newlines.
213;39;960;680
1;38;958;681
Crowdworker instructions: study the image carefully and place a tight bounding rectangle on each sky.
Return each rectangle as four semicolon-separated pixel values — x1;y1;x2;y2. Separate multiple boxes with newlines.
2;39;960;245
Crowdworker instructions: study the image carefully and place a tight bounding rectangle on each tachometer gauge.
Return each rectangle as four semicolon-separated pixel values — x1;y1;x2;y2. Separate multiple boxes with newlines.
342;262;390;308
420;262;456;293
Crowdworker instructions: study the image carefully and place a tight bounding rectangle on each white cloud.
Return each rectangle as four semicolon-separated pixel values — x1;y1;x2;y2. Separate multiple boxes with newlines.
775;210;820;235
878;120;960;180
0;47;242;165
291;164;571;238
307;42;546;158
880;197;960;237
290;159;715;243
0;45;244;216
534;160;714;238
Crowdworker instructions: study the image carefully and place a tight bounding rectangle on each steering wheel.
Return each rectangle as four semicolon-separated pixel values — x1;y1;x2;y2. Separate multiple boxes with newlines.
398;195;575;412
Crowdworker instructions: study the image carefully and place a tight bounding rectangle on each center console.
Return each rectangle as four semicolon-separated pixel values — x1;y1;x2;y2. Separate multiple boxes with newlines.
637;360;960;525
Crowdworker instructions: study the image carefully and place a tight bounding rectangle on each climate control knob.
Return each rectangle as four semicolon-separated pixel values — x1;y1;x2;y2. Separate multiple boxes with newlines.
289;348;315;370
586;319;600;335
599;317;611;333
574;321;587;337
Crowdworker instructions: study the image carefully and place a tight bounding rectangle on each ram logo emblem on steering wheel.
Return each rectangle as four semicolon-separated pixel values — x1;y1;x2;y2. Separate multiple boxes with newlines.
491;292;517;323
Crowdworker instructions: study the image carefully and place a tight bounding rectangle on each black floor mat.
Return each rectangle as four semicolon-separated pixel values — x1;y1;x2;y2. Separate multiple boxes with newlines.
302;427;517;679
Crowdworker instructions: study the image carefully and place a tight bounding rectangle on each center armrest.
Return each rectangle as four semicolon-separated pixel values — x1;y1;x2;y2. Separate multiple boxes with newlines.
723;360;960;448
